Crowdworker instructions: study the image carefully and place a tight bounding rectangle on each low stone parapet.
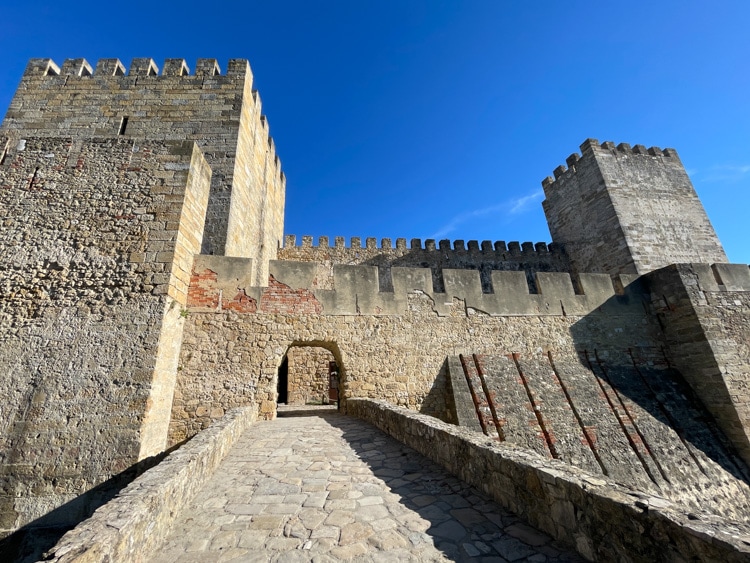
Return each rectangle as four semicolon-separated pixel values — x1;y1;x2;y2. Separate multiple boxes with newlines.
347;398;750;562
42;406;257;563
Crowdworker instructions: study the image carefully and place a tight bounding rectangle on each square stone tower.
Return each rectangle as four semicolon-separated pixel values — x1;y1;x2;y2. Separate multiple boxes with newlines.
542;139;727;275
0;57;286;538
1;57;285;286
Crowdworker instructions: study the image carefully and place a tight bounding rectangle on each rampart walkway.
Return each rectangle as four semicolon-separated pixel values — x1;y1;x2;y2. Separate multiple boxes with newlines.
152;406;582;562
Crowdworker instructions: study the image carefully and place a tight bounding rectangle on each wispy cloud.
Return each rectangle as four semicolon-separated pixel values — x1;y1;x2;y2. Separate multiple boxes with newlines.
697;164;750;183
430;190;543;239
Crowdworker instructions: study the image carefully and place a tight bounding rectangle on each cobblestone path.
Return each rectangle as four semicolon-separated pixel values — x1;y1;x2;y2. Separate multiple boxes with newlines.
152;406;583;562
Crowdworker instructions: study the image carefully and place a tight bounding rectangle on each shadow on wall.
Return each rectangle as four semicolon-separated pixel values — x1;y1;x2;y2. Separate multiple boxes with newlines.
362;246;569;293
562;290;750;526
419;359;454;423
0;447;177;563
568;297;750;486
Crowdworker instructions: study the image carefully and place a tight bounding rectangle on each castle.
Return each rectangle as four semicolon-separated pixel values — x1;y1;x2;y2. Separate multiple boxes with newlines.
1;57;750;560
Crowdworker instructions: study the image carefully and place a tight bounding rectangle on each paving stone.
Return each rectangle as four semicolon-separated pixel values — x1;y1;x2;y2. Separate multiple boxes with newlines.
505;522;552;546
220;521;253;531
411;494;438;507
251;494;286;504
284;493;309;504
463;542;482;556
324;509;355;527
451;507;487;527
262;503;301;514
303;491;329;508
493;536;539;561
248;514;285;530
339;521;373;545
237;530;267;549
329;541;369;559
265;536;303;551
209;530;238;550
299;508;327;530
431;519;467;541
149;408;583;562
368;528;411;550
275;552;313;563
358;495;384;506
225;504;262;515
370;517;399;532
352;503;390;522
310;525;340;539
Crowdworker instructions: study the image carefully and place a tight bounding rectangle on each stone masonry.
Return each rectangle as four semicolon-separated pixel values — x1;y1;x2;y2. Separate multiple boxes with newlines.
1;57;284;284
1;56;750;562
542;140;727;275
285;347;336;406
0;134;212;536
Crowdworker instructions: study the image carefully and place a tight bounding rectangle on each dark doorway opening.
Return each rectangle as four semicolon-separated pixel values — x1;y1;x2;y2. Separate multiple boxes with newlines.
328;360;339;405
277;356;288;404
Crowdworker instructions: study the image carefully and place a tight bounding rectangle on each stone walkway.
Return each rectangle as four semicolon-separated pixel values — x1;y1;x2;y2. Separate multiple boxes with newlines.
152;406;583;562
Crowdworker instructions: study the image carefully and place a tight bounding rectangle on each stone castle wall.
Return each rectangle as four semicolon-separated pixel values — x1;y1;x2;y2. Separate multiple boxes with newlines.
171;255;750;524
0;57;285;284
277;235;570;292
542;139;727;275
0;136;210;535
1;51;749;558
286;347;335;405
169;255;664;444
647;263;750;465
448;352;750;522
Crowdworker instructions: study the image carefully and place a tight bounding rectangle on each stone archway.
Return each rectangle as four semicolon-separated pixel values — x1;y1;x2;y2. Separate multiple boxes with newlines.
277;341;344;408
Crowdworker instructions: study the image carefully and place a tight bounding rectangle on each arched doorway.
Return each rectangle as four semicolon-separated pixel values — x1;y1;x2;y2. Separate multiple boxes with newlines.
276;343;343;408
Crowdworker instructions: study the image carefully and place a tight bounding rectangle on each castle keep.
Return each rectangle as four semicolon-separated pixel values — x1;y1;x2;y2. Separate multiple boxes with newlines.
1;57;749;560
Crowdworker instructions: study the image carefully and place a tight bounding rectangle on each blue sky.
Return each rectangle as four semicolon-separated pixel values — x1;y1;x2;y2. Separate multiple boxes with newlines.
1;1;748;263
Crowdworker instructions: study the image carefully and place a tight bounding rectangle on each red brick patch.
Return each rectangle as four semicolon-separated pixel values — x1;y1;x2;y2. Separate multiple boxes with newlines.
225;289;257;313
187;268;220;308
259;275;323;314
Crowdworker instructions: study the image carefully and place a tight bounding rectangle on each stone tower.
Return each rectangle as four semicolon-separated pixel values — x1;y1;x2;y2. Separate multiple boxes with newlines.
1;57;285;286
0;57;285;537
542;139;727;275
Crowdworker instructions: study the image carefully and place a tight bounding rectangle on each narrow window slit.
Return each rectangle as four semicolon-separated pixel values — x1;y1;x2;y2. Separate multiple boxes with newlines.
118;117;129;136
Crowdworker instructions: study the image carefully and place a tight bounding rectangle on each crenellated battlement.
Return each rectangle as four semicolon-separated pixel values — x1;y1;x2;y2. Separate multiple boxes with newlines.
13;57;284;182
541;138;679;191
278;234;570;292
282;234;555;255
22;57;250;78
542;138;726;276
10;58;281;172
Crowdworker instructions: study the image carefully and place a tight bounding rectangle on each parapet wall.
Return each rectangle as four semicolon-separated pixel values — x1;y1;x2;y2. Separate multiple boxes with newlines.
348;399;750;562
278;235;569;292
542;139;727;275
42;407;256;563
1;57;285;281
188;255;647;317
